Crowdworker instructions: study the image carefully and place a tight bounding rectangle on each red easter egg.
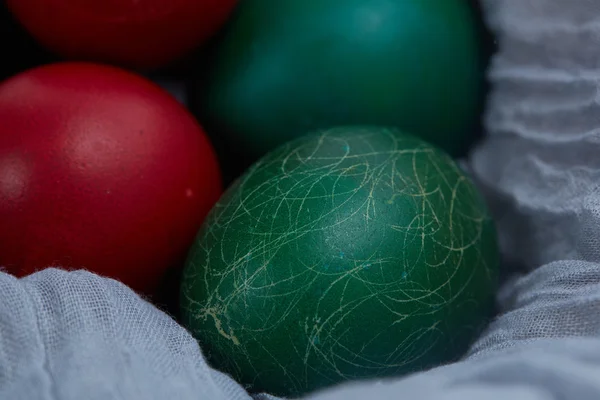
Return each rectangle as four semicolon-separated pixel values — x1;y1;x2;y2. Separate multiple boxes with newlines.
5;0;238;69
0;62;222;295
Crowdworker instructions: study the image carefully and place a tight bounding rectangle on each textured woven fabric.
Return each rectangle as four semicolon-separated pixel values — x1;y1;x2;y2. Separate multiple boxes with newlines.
3;0;600;399
0;269;251;400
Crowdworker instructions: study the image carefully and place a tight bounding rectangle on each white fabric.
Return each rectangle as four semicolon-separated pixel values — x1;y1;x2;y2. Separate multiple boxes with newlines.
0;269;251;400
3;0;600;399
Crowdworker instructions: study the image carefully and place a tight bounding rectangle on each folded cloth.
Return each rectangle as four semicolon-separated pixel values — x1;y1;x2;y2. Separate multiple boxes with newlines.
3;0;600;399
1;260;600;400
0;269;250;400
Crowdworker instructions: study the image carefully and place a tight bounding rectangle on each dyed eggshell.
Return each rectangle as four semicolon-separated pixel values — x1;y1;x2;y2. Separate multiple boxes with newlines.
195;0;483;159
0;62;222;295
5;0;238;69
180;127;499;397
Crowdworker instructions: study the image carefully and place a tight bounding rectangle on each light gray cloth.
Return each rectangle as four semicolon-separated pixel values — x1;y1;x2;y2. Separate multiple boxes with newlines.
3;0;600;399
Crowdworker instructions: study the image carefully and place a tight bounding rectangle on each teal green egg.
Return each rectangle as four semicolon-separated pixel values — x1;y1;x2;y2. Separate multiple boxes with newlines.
194;0;484;159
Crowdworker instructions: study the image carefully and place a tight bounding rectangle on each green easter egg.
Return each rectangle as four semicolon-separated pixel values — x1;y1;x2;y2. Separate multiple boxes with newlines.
180;127;499;397
195;0;483;158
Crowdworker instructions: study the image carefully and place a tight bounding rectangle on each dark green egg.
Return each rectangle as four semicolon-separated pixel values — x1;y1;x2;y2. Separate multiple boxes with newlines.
194;0;484;159
180;127;499;397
